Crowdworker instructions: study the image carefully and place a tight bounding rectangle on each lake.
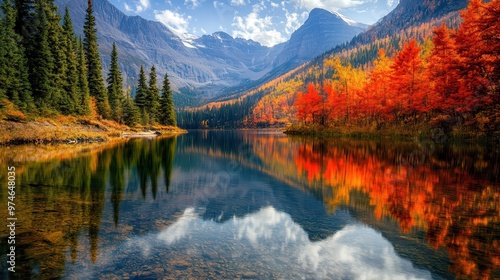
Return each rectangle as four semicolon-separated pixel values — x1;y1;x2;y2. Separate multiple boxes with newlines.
1;130;499;279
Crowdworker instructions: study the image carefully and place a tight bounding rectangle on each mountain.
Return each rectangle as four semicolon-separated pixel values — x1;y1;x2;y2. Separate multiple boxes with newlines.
55;0;365;107
56;0;279;106
217;8;367;102
186;0;475;128
351;0;469;46
273;8;366;68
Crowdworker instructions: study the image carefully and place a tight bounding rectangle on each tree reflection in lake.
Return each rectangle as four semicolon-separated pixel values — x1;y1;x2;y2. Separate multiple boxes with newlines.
0;136;177;279
254;135;500;279
0;131;498;279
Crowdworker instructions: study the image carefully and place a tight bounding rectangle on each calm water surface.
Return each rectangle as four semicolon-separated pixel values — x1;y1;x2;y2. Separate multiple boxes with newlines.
0;130;499;279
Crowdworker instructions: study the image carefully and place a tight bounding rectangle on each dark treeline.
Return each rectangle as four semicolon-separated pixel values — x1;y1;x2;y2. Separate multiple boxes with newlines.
0;0;176;127
177;91;264;129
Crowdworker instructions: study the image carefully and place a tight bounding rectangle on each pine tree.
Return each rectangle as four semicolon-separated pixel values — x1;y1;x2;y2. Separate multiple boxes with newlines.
159;72;176;126
14;0;35;47
84;0;110;119
0;0;34;113
77;38;91;115
44;0;64;109
60;6;79;115
106;42;124;122
135;65;149;125
134;65;148;120
147;65;160;124
29;0;53;113
123;93;140;127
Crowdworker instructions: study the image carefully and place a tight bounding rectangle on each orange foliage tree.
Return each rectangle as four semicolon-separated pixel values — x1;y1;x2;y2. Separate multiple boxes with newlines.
294;83;324;124
288;0;499;134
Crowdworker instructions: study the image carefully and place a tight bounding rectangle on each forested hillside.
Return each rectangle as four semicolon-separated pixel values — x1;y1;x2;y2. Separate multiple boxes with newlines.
0;0;177;131
180;0;499;140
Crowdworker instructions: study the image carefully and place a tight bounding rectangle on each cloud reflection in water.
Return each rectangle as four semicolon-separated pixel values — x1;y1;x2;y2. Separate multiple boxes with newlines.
151;206;432;279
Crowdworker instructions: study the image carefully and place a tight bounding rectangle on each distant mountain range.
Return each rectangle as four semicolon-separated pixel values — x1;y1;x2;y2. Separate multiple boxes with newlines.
54;0;366;107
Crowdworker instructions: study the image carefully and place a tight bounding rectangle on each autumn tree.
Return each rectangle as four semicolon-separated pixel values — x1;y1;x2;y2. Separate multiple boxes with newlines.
325;57;365;122
427;23;459;115
478;0;500;103
453;0;496;114
365;49;393;122
294;83;323;124
389;39;427;122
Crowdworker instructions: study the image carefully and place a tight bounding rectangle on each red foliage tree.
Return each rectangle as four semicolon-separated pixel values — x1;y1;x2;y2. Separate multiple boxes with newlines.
389;39;427;120
294;83;323;124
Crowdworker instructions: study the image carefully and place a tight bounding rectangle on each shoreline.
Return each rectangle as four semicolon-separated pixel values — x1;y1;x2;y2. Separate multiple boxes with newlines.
0;118;187;146
283;123;498;144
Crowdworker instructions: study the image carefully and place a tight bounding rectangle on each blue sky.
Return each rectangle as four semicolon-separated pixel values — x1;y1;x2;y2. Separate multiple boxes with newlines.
108;0;399;46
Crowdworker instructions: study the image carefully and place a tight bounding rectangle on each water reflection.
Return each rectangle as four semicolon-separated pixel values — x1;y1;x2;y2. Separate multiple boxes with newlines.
250;135;500;279
0;136;177;279
116;206;431;279
0;130;498;279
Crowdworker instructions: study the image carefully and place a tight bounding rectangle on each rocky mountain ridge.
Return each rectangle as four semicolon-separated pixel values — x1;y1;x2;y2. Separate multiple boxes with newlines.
55;0;366;106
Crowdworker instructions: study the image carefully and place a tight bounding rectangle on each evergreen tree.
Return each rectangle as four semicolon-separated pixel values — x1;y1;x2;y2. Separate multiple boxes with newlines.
83;0;110;118
44;0;64;109
29;0;53;113
0;0;34;112
134;65;150;125
159;72;176;126
147;65;160;124
106;42;124;122
14;0;34;47
123;93;141;127
134;65;148;119
60;6;79;115
77;38;91;115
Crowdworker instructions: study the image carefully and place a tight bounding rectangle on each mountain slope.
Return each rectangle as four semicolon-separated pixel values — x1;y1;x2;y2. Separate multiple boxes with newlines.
179;0;475;128
273;8;365;68
55;0;281;106
351;0;468;46
210;8;367;103
55;0;367;107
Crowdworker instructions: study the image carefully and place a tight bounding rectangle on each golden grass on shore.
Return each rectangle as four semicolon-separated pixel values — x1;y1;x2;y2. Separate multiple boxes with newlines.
0;114;186;145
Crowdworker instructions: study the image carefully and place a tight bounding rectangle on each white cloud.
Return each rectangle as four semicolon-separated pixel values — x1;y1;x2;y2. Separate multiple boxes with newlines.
213;1;223;8
124;3;132;12
230;0;246;6
270;1;279;8
387;0;397;6
154;9;192;36
124;0;150;13
291;0;366;12
185;0;204;9
252;1;266;13
232;9;286;46
284;11;302;35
